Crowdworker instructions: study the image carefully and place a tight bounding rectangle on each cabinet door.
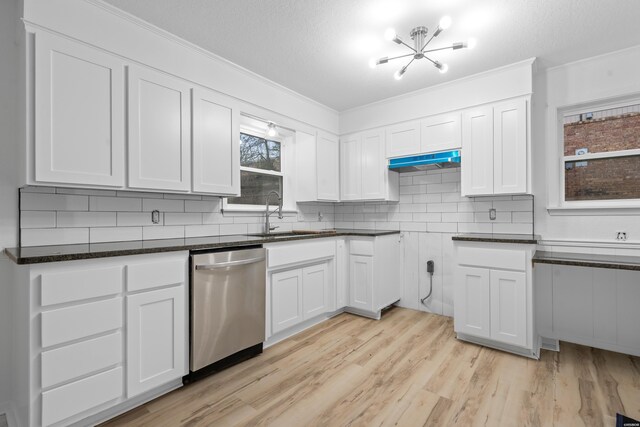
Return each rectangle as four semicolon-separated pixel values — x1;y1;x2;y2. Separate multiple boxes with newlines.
271;269;303;334
386;121;420;158
335;240;348;310
361;130;386;200
317;132;340;201
127;285;186;397
35;33;125;187
192;88;240;195
340;134;362;200
128;66;191;191
421;113;462;153
490;270;527;347
349;255;374;312
302;263;329;319
461;106;494;196
454;266;491;339
493;99;527;194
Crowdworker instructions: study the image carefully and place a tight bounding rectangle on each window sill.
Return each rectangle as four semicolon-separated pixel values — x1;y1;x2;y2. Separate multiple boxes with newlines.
547;206;640;216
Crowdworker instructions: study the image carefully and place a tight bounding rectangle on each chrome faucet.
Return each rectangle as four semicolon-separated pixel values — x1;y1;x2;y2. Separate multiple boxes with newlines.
264;190;283;234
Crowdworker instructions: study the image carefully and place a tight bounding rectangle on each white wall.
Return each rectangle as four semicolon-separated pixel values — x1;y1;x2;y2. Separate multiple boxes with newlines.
0;0;22;411
533;45;640;248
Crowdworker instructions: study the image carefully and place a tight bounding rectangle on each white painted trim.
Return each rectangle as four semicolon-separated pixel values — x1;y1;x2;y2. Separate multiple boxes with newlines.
341;57;536;115
538;239;640;250
0;401;19;427
564;148;640;162
547;206;640;216
82;0;338;116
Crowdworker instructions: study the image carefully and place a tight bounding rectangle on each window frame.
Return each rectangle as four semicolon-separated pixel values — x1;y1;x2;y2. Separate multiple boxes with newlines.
549;96;640;214
223;126;292;213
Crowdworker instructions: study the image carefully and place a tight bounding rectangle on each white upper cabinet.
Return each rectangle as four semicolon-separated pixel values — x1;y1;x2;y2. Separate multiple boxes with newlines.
361;130;386;200
461;106;494;196
340;131;398;202
493;99;527;194
316;132;340;201
340;134;362;201
386;121;420;158
192;88;240;196
34;33;126;187
461;98;529;196
296;131;340;202
128;66;191;192
421;113;462;153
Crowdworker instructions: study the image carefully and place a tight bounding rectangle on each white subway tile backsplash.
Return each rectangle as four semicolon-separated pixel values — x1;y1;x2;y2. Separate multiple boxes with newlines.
164;213;202;226
142;198;184;212
474;211;512;223
427;223;458;233
493;200;533;212
164;193;202;200
22;193;88;211
116;190;163;199
458;222;493;234
413;174;441;185
185;200;220;213
21;228;89;246
220;223;248;235
21;211;56;229
116;212;162;227
90;227;142;243
413;213;442;223
56;187;117;197
492;223;534;234
203;212;234;224
185;225;220;238
426;203;457;213
401;222;427;232
512;211;534;223
57;212;116;228
427;182;458;194
143;226;184;240
90;196;141;212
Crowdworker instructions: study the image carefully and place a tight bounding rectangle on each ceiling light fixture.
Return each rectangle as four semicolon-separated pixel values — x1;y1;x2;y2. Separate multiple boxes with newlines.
266;122;278;138
370;16;475;80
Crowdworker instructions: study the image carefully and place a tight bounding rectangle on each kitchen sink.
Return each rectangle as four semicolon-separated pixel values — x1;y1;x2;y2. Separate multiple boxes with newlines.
248;229;337;238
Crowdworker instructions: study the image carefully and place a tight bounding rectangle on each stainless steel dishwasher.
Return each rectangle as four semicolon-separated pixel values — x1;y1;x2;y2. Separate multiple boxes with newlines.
188;247;266;380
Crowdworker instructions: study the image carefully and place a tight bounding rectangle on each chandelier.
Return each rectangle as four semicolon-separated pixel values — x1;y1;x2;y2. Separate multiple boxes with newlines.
369;16;476;80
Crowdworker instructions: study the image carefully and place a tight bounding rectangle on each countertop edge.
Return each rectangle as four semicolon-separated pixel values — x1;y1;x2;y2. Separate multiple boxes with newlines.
451;236;539;244
5;230;401;265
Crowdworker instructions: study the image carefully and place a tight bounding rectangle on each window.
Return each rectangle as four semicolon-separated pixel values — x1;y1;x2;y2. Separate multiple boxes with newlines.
227;132;284;206
560;101;640;205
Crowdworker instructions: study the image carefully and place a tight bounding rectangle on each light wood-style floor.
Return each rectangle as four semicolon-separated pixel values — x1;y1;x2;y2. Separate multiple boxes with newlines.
103;308;640;426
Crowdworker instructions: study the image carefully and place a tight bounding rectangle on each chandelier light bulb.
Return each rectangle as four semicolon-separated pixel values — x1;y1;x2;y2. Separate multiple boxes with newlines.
384;28;397;42
438;63;449;74
467;38;478;49
394;68;404;80
369;58;378;69
439;16;452;30
267;123;278;137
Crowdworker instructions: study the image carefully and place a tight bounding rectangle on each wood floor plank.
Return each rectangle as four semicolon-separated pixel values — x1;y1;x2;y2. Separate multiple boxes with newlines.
101;308;640;427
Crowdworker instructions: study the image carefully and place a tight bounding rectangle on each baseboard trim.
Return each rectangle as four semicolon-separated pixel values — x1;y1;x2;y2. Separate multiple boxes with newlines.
456;333;540;360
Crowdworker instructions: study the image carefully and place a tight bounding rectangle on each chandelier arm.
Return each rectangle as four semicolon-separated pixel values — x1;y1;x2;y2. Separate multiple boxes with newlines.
387;52;417;62
422;55;438;65
420;33;438;52
422;45;457;54
396;37;417;53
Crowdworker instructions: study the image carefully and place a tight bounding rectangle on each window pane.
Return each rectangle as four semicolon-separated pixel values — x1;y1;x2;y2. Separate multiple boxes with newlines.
240;133;281;171
564;109;640;156
565;155;640;201
227;171;282;205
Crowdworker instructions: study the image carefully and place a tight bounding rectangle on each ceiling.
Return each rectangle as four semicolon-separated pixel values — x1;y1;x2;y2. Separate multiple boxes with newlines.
103;0;640;111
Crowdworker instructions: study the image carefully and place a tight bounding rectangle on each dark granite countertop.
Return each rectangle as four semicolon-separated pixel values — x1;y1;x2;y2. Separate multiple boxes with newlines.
533;251;640;271
452;233;540;244
4;229;399;265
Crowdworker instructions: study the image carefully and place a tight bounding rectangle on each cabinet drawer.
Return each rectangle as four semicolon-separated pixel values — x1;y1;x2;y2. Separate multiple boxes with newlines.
457;246;526;271
349;240;374;256
268;240;335;268
42;367;123;426
40;266;123;307
41;298;122;348
127;258;186;292
41;332;122;389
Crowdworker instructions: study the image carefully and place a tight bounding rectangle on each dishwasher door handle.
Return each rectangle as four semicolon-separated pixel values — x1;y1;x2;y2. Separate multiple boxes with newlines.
195;256;266;270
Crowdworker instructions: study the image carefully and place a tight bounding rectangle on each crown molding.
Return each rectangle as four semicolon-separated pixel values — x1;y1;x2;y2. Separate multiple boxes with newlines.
83;0;338;116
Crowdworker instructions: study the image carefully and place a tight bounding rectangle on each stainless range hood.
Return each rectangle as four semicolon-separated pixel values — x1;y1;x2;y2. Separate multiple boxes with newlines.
388;150;461;172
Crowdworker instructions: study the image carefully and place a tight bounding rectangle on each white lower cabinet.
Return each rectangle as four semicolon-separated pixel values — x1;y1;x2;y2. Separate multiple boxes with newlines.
349;254;374;312
20;252;188;427
126;286;186;397
453;241;537;358
270;263;330;335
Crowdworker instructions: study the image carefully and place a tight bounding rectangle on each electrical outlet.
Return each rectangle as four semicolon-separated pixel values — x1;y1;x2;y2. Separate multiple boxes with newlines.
318;211;323;222
616;231;628;241
489;208;497;221
151;210;161;224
